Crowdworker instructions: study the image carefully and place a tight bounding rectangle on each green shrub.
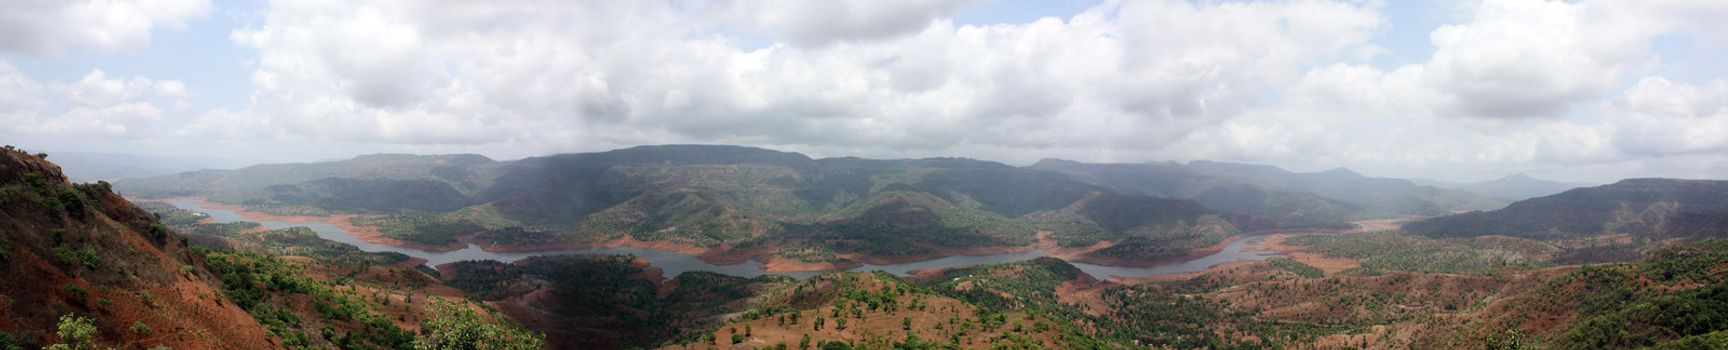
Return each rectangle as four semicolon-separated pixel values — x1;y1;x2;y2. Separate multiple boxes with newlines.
56;188;86;216
23;172;46;188
129;321;152;337
45;314;96;350
76;247;100;269
413;300;545;350
148;223;169;242
62;284;88;301
0;330;23;350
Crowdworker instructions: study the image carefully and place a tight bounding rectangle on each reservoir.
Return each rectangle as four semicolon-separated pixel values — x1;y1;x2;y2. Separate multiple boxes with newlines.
167;199;1289;281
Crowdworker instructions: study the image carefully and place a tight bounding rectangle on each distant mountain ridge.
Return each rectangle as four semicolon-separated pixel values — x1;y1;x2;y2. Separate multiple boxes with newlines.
1406;178;1728;243
1412;173;1588;201
116;153;499;198
1031;158;1506;222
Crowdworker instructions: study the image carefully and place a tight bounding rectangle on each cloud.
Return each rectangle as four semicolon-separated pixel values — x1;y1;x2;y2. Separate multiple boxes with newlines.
0;0;1697;183
1420;0;1664;119
1610;77;1728;156
715;0;977;47
192;0;1385;157
0;0;211;55
0;62;189;138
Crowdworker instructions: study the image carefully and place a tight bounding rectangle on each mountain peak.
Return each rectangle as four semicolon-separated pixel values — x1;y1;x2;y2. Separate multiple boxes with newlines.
1030;158;1081;168
1318;167;1363;178
1496;173;1537;182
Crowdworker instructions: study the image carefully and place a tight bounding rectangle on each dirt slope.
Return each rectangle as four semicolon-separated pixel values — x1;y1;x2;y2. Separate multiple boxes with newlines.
0;148;275;349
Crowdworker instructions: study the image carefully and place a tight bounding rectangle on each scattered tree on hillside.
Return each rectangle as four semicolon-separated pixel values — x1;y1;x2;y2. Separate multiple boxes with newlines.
413;300;544;350
45;314;98;350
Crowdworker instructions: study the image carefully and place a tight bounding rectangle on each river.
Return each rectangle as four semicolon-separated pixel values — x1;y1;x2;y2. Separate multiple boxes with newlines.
166;199;1289;281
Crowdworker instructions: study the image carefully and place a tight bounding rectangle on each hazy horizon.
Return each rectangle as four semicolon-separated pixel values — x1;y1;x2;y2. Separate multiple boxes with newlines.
6;0;1728;183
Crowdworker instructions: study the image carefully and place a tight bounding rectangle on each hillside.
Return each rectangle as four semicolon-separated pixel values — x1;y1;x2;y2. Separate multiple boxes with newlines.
907;233;1728;349
0;147;276;349
668;270;1106;349
444;254;795;349
1405;178;1728;244
0;147;542;350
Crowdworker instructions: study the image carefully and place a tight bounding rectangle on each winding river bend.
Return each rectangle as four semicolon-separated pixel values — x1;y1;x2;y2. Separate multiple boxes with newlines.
167;199;1292;281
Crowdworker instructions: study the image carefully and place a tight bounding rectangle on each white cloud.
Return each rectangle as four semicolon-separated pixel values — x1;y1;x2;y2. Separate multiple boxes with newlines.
0;62;189;138
0;0;211;55
1610;77;1728;156
10;0;1723;183
193;0;1385;157
715;0;977;47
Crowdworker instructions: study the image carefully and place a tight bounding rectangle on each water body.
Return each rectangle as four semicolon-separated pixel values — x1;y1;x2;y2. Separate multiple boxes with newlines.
167;200;1290;280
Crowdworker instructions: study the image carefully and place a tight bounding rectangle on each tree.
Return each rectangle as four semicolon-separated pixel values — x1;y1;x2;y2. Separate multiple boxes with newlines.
745;324;753;337
800;334;812;350
45;314;98;350
731;334;745;344
413;300;545;350
902;317;912;331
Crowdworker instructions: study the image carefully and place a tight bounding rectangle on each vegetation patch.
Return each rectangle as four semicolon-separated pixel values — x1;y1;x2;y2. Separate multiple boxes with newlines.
1268;257;1324;278
352;213;484;245
1289;231;1546;275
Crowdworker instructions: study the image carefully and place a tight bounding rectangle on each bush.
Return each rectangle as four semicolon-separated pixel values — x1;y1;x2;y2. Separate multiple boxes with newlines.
24;172;46;188
45;314;96;350
0;330;23;350
62;284;88;302
129;321;152;337
56;188;86;216
147;223;170;243
413;300;545;350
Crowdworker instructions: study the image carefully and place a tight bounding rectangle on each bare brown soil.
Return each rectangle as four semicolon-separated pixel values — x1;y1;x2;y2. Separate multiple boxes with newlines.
1255;234;1362;275
759;255;862;272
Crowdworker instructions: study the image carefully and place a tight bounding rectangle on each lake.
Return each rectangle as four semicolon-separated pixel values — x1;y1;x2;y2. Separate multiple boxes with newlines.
166;199;1289;281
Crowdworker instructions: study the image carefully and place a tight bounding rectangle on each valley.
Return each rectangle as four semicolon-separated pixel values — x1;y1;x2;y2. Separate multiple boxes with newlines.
7;145;1728;349
15;2;1728;349
150;195;1345;281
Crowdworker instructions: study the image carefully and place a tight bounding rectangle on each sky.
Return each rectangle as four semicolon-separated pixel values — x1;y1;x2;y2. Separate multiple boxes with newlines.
3;0;1728;183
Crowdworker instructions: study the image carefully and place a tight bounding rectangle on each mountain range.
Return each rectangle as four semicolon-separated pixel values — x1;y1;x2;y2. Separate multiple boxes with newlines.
5;144;1728;348
1411;173;1589;201
109;145;1523;265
